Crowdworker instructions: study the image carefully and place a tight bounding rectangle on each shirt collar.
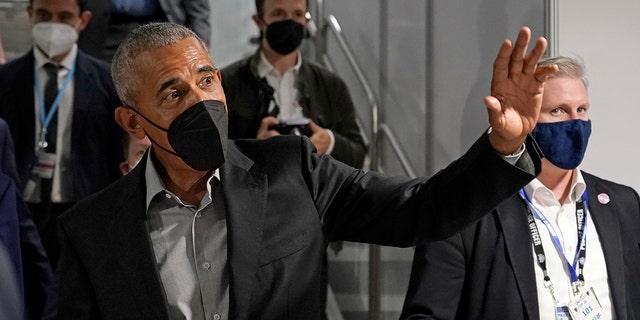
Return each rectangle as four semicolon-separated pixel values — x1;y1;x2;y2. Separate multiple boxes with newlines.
33;44;78;70
144;148;220;210
523;168;587;205
257;50;302;79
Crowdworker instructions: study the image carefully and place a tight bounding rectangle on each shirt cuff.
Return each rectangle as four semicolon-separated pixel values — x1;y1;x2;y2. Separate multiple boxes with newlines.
325;129;336;155
500;143;526;166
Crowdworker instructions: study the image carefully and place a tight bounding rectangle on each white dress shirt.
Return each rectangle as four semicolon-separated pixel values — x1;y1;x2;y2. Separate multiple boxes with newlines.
523;169;613;320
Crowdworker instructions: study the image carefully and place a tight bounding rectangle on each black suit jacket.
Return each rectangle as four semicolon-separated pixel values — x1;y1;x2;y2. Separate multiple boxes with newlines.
0;49;124;199
58;133;541;319
0;118;53;320
221;50;367;168
401;172;640;320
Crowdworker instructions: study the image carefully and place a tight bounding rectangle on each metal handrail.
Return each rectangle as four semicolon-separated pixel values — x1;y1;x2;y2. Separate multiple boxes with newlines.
378;124;417;178
312;6;420;320
320;54;370;148
317;14;417;180
319;15;380;173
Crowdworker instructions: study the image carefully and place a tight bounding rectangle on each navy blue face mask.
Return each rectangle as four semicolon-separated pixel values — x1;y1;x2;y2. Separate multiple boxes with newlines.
531;119;591;170
131;100;228;171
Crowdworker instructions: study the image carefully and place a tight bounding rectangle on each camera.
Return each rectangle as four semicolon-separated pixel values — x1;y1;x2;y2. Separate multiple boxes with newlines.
268;118;312;137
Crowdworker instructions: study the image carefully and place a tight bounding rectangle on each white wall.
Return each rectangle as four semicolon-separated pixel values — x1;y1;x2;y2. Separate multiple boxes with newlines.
558;0;640;191
431;0;545;172
208;0;258;68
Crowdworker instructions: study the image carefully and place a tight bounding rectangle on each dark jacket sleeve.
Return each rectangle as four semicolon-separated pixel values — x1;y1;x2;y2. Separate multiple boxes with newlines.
0;119;19;184
0;121;53;320
313;132;541;245
18;197;54;320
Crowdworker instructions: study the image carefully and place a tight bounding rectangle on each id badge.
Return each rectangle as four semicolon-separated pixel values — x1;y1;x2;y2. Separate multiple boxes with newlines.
33;152;56;179
568;287;605;320
556;306;572;320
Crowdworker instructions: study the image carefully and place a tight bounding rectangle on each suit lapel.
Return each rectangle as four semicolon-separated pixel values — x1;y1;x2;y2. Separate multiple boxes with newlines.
105;165;170;319
497;195;540;320
585;177;627;318
221;143;266;320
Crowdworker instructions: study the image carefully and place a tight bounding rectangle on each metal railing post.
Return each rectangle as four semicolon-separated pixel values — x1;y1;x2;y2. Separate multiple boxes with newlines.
544;0;559;56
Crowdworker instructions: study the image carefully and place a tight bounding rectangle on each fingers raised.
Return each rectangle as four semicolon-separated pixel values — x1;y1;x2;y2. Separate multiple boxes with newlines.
508;27;531;78
492;39;513;84
523;37;548;76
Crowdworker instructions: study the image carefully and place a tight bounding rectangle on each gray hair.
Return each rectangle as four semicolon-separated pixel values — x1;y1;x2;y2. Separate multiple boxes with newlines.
111;22;207;108
538;55;589;89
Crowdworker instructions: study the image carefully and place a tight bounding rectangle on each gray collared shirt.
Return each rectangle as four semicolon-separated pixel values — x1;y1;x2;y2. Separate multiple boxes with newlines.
144;151;229;320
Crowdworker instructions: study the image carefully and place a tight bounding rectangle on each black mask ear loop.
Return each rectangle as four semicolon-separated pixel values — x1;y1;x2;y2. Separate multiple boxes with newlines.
126;105;181;158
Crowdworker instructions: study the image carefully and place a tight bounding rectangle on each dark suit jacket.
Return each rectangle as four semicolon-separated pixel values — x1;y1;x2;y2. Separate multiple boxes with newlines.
401;172;640;320
0;118;19;183
58;133;542;320
79;0;211;59
0;118;53;320
0;173;23;298
0;242;24;320
0;173;53;320
0;49;124;199
221;50;368;168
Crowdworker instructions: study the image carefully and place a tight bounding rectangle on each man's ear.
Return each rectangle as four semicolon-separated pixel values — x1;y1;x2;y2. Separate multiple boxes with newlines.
77;10;93;32
26;4;33;21
252;14;263;28
115;106;146;139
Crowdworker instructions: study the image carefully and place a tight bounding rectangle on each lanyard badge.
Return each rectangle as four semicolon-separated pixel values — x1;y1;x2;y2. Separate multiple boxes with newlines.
519;189;605;319
33;61;76;150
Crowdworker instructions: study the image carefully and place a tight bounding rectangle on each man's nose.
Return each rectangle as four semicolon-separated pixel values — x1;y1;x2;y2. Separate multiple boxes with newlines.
187;86;209;105
567;109;580;119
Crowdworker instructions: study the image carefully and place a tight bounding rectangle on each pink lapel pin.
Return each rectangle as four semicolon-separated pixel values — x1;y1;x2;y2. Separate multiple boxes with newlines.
597;193;610;204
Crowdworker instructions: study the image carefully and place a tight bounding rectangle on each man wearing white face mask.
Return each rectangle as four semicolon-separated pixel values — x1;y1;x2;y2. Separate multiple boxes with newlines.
0;0;124;269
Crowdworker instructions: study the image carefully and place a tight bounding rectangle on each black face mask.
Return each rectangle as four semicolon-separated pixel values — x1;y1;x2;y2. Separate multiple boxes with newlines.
265;19;305;55
131;100;228;171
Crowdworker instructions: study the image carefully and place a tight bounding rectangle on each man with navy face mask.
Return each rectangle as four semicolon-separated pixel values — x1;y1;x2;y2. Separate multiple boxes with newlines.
221;0;367;169
401;56;640;319
0;0;124;268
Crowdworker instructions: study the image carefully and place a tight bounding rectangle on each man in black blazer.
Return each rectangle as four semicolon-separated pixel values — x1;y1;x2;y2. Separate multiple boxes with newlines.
0;118;53;320
401;57;640;320
0;0;124;267
57;22;556;319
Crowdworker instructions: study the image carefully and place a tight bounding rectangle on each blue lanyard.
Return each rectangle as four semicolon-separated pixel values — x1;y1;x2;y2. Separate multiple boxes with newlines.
33;61;76;148
519;188;588;284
